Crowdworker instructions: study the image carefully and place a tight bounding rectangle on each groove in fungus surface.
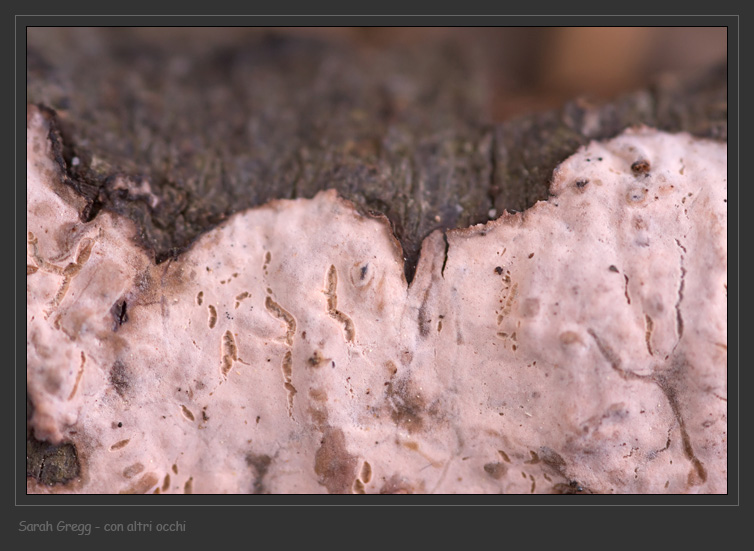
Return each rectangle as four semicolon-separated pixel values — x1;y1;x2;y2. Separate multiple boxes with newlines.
324;265;355;342
265;297;296;346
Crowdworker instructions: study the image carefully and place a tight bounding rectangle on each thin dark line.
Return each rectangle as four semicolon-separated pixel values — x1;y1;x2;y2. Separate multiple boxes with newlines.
15;14;742;17
16;504;735;506
736;16;740;506
14;17;17;507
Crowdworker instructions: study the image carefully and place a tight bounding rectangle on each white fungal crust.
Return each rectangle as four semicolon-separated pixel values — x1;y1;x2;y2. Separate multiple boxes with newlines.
27;107;726;494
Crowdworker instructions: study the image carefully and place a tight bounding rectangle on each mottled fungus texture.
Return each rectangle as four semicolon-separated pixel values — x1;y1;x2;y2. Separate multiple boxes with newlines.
27;108;726;494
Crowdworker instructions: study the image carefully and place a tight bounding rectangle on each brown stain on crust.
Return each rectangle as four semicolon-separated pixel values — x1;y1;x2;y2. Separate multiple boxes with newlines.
246;453;272;494
180;405;195;422
385;378;425;434
207;304;217;329
539;446;567;472
417;288;431;338
122;462;145;479
484;462;508;479
307;388;330;430
120;472;158;494
314;427;358;494
220;330;238;377
379;474;423;494
109;439;130;451
307;349;329;368
109;360;129;397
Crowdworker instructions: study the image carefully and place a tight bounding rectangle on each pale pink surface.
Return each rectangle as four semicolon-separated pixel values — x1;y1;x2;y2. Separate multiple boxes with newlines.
27;108;726;494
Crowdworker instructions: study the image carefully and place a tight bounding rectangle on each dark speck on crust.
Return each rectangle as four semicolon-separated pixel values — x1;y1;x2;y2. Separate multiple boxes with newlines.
631;159;651;175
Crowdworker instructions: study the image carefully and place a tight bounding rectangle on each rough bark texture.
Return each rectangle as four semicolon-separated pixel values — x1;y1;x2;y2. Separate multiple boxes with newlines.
25;28;726;486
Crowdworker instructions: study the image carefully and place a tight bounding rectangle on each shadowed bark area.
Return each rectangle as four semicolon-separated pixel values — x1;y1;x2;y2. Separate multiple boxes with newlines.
27;29;491;285
25;28;726;486
492;63;727;214
26;29;726;282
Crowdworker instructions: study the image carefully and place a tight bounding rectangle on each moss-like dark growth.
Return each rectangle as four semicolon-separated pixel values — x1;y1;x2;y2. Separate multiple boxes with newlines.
26;431;80;486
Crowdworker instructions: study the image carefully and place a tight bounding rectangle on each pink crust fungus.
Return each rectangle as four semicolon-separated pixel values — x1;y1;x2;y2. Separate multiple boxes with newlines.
27;106;726;494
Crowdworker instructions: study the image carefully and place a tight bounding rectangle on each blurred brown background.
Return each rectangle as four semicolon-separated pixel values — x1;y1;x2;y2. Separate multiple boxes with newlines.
282;27;727;119
30;26;724;120
287;27;728;117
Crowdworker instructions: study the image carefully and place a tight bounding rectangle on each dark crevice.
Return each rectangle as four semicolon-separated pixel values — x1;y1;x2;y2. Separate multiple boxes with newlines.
246;453;272;494
674;239;687;347
644;314;654;356
417;288;431;338
110;299;128;331
587;329;648;382
35;104;105;222
655;374;707;484
441;232;449;278
553;480;593;494
487;127;498;217
588;328;707;487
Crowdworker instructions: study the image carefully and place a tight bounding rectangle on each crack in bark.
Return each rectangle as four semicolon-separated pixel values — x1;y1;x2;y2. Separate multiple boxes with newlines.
441;232;449;278
488;128;498;215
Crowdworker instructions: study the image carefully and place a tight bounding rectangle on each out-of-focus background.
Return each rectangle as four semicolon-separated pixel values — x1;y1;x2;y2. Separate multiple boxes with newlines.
259;27;727;119
30;26;724;120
